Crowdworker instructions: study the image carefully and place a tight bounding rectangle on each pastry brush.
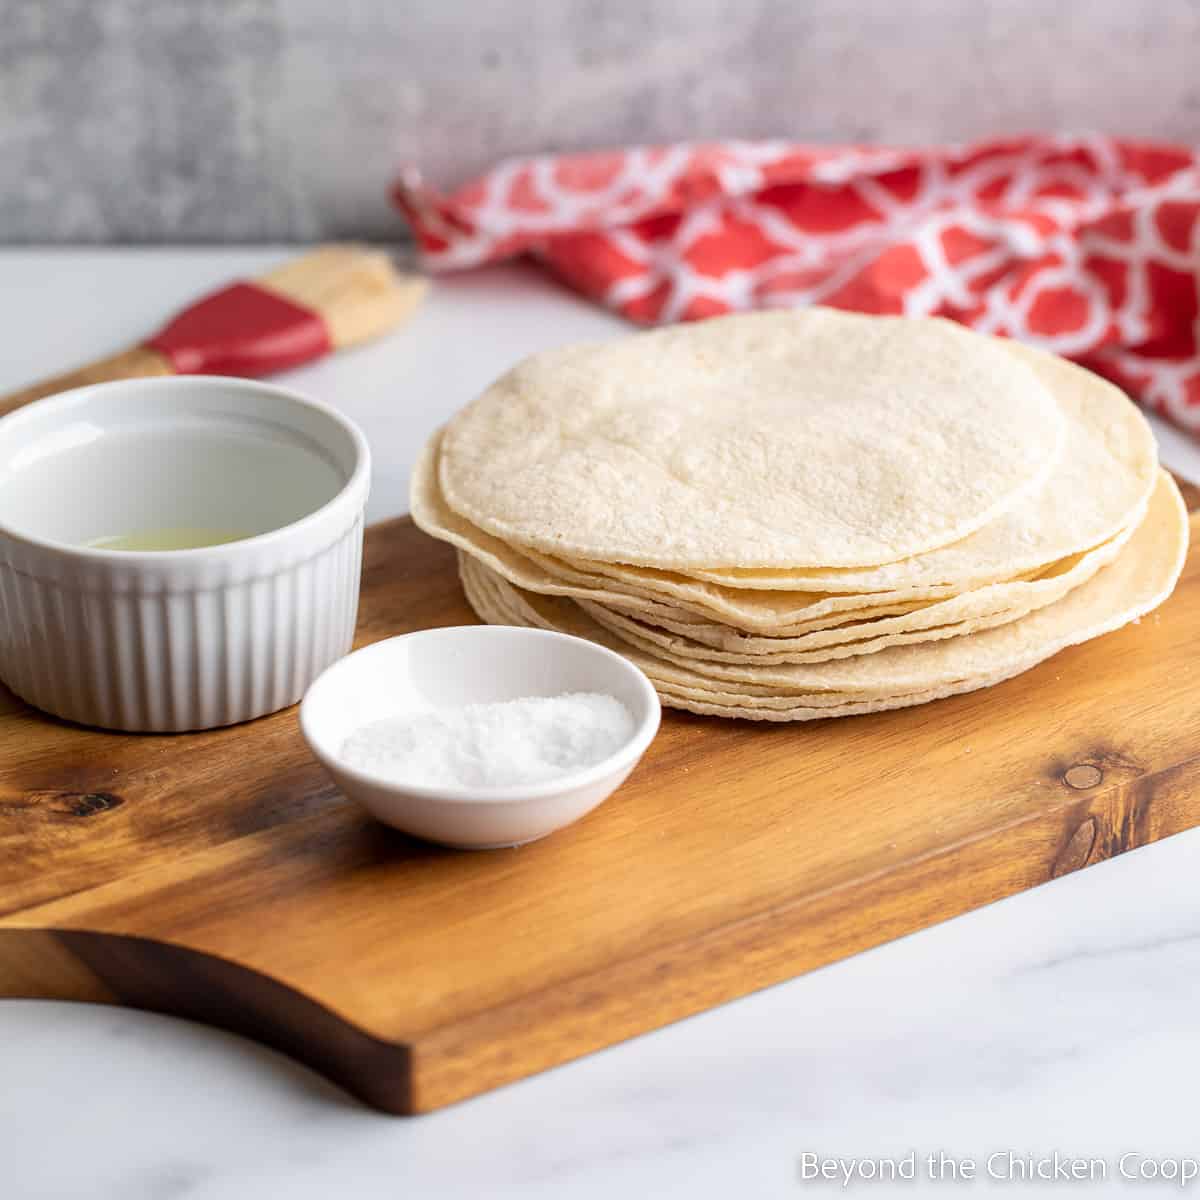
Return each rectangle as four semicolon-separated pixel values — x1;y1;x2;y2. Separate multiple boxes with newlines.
0;244;427;418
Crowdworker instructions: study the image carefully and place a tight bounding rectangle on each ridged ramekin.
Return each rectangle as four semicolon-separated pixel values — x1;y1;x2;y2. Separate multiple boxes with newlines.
0;376;369;732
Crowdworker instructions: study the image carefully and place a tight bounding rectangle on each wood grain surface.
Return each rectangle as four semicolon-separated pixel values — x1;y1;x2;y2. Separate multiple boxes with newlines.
2;499;1199;1113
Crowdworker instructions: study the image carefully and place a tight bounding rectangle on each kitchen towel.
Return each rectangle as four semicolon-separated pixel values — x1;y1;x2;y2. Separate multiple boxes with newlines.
394;136;1200;429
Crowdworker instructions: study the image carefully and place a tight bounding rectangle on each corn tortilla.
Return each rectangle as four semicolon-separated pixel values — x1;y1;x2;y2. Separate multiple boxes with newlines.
438;309;1065;569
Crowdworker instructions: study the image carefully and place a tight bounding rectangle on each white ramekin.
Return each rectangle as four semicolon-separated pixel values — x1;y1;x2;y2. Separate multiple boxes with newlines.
300;626;662;848
0;376;370;732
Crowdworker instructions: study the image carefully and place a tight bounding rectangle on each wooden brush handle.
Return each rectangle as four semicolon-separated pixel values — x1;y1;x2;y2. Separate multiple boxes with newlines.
0;346;173;419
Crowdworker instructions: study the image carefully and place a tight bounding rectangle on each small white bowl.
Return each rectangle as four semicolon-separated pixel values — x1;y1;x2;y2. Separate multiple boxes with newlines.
299;625;661;849
0;376;369;731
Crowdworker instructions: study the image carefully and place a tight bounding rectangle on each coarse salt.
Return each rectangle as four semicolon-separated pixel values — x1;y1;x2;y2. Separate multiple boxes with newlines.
339;692;635;789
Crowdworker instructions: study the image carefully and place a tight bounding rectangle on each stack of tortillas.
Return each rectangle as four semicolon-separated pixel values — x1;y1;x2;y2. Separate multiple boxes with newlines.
413;308;1187;721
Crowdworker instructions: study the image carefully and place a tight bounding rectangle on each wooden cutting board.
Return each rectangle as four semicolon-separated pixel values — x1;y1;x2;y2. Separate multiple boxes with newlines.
3;491;1200;1114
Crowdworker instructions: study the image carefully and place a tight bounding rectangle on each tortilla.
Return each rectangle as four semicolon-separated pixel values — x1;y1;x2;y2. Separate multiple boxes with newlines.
459;553;893;706
652;674;1028;721
555;342;1155;593
575;509;1139;665
412;430;964;634
465;558;1057;721
438;308;1065;569
460;471;1186;710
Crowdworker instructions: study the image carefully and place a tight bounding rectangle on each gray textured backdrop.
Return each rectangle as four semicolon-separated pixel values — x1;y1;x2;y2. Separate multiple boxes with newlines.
3;0;1199;243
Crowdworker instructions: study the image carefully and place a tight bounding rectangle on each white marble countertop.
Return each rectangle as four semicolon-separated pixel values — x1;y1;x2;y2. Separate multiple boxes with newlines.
3;249;1200;1200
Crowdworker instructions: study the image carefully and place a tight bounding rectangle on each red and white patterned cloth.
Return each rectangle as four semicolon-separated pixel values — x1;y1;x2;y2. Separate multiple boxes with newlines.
393;136;1200;430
